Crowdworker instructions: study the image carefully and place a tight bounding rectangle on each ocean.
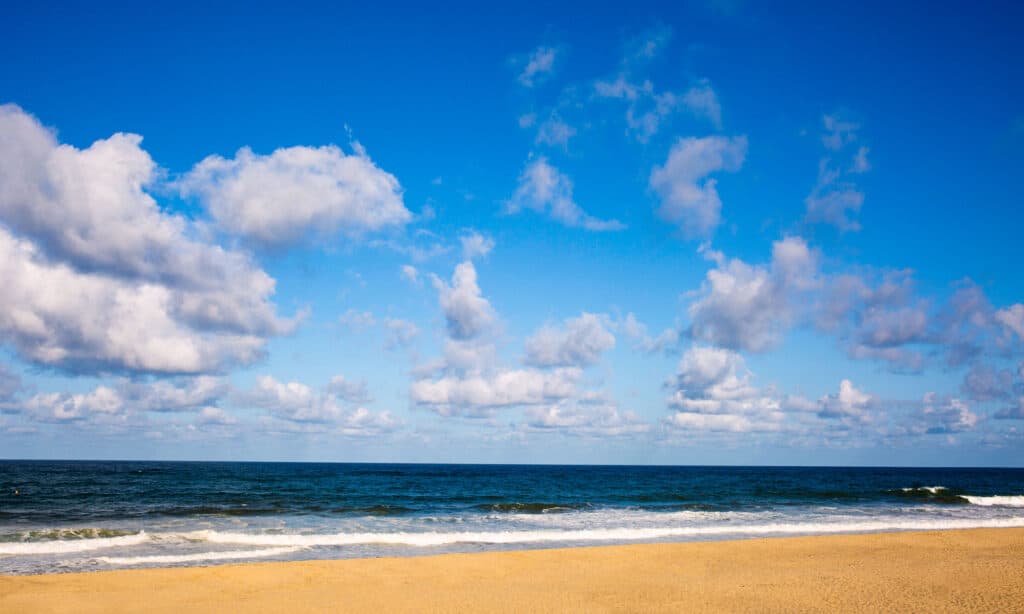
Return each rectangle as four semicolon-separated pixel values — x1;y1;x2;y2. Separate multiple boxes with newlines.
1;461;1023;575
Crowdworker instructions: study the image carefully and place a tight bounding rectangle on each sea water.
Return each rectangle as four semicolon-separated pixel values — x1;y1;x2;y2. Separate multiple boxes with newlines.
1;461;1023;574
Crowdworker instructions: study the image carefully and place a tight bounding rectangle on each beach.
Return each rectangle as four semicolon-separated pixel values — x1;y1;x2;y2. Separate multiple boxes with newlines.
3;528;1023;613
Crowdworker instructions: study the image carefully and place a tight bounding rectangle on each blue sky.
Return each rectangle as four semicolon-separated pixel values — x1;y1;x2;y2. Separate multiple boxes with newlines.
1;0;1022;465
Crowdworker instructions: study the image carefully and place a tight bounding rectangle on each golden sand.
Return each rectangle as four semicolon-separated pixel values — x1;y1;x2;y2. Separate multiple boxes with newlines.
2;528;1023;613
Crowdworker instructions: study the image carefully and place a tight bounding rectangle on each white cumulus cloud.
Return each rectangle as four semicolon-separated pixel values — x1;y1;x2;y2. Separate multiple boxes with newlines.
687;237;819;352
0;105;293;375
410;368;581;417
180;143;411;248
238;374;399;435
431;261;497;341
509;157;624;231
664;346;785;433
459;230;495;260
524;313;616;368
649;136;747;237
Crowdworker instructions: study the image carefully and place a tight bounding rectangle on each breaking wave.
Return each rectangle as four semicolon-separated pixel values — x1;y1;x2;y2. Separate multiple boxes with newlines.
190;516;1024;548
0;532;149;555
96;547;302;566
961;495;1024;507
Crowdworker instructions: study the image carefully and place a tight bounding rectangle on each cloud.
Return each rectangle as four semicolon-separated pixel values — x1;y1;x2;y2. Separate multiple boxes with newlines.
668;346;765;408
851;146;871;173
324;375;373;404
804;185;864;232
817;270;924;370
916;393;979;434
819;274;1012;373
665;411;779;433
238;375;399;434
198;406;237;426
25;387;126;423
855;305;930;348
535;116;577;148
996;304;1024;341
805;114;869;232
623;25;672;63
619;313;680;354
664;345;885;437
682;80;722;128
412;262;626;422
180;143;411;248
995;397;1024;420
410;368;581;416
961;364;1016;401
594;75;643;100
400;264;420;285
238;375;315;413
821;114;860;151
508;157;625;231
431;261;496;341
0;105;260;290
594;77;680;142
594;38;718;141
682;239;1016;374
0;365;21;402
649;136;747;237
816;379;876;424
0;228;286;374
665;346;784;432
521;399;649;437
22;376;228;423
847;345;925;373
0;105;293;375
687;237;818;352
119;376;229;412
416;261;570;416
524;313;616;367
383;318;420;349
372;231;452;263
517;46;558;87
459;230;495;260
338;309;377;332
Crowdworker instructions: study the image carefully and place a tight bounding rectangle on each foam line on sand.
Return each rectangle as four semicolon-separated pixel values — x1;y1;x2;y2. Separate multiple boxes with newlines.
2;528;1023;613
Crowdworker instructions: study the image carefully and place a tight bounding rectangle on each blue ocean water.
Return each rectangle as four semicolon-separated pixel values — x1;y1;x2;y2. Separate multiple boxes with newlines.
1;461;1023;574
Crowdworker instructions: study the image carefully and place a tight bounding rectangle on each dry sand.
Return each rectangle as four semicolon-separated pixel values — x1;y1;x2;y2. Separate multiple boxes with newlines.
2;528;1023;613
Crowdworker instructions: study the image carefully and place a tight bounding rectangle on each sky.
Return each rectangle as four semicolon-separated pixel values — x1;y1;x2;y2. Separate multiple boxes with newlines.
0;0;1022;465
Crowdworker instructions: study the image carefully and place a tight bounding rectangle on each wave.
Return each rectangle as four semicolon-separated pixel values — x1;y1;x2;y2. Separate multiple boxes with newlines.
901;486;947;494
96;547;302;566
892;486;968;504
891;487;1024;507
473;502;589;514
0;528;138;542
0;532;149;555
191;516;1024;548
329;505;415;515
153;505;292;517
962;495;1024;507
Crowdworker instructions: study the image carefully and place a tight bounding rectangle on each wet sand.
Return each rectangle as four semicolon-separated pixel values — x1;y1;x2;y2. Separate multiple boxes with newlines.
2;528;1023;613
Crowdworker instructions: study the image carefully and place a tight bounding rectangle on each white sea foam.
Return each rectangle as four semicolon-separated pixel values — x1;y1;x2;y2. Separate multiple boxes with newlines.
0;532;149;556
96;547;302;566
189;516;1024;548
490;509;760;527
901;486;947;494
962;495;1024;507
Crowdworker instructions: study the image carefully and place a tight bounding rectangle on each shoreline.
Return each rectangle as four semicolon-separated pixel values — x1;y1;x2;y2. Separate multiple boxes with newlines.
3;528;1023;612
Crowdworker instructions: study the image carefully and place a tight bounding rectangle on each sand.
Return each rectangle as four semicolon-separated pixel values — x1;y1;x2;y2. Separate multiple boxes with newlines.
2;528;1023;613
